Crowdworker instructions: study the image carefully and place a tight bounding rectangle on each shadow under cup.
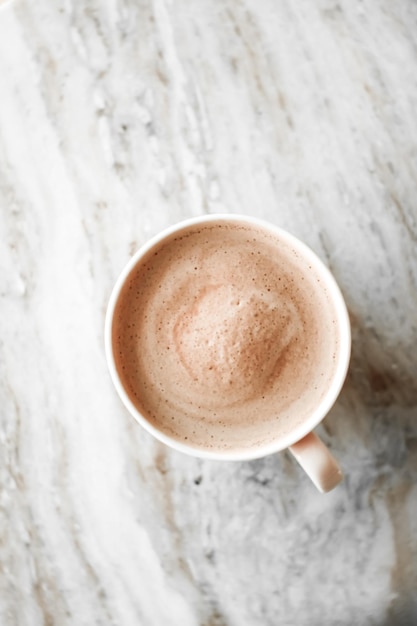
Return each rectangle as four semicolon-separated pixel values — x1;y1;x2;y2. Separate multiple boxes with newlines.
105;215;351;461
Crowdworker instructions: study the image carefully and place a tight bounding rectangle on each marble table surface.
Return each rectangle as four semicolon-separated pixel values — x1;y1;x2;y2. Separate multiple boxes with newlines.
1;1;417;624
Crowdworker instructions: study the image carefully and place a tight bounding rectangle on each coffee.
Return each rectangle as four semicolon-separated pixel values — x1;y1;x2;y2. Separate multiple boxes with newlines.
112;220;340;453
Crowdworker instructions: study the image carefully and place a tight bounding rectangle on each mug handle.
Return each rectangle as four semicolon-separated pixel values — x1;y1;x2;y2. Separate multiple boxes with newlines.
289;432;343;493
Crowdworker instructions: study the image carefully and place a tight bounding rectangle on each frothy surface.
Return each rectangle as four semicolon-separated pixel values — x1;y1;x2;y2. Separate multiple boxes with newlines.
112;221;340;452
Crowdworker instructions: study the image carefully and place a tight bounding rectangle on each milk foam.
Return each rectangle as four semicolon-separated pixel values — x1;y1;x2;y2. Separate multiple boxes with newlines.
113;222;339;452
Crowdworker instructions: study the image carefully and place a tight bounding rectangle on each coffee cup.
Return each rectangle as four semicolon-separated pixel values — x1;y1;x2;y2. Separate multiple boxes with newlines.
105;215;351;492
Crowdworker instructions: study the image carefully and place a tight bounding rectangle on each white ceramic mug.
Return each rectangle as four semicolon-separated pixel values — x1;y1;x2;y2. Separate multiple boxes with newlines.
105;215;351;492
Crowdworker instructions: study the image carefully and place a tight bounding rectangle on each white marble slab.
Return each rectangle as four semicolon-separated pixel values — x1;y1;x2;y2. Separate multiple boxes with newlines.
1;0;417;624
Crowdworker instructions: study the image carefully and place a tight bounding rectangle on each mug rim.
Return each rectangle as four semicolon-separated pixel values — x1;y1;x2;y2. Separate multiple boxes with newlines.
105;213;351;461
